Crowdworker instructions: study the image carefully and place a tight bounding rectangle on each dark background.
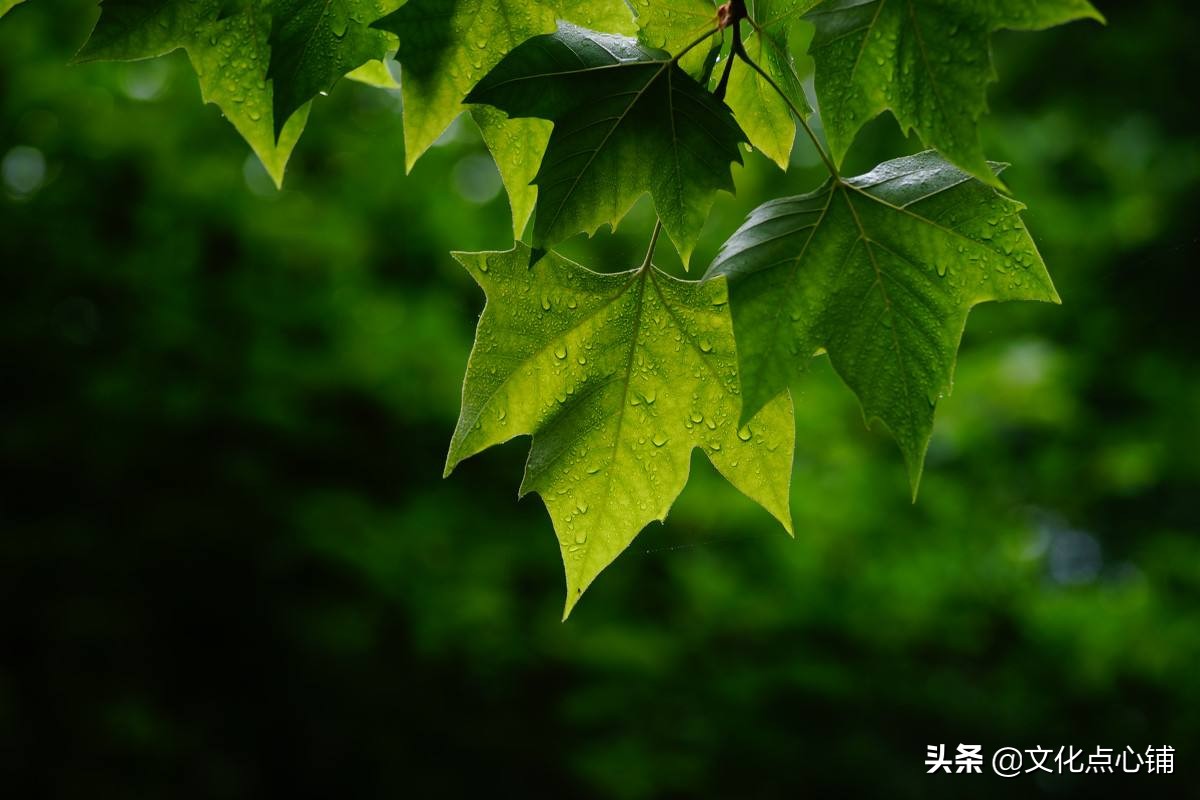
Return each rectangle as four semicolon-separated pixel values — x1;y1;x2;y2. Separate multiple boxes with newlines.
2;1;1197;796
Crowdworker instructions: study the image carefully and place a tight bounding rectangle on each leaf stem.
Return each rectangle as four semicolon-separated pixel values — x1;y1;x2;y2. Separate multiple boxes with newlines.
672;28;719;64
734;43;841;181
713;23;740;101
641;219;664;271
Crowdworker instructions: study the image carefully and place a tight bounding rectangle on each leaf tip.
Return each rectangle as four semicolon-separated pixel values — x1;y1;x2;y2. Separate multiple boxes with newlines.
975;162;1010;193
449;249;487;283
265;162;286;190
561;577;586;621
903;448;926;503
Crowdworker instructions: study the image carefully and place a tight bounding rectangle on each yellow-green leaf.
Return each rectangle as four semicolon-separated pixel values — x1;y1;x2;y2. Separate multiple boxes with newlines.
470;107;551;240
725;0;818;168
346;58;399;88
76;0;308;187
448;244;795;616
632;0;720;78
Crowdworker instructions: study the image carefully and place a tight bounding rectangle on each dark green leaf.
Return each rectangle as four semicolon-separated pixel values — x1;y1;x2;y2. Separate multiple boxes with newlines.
706;151;1059;490
266;0;393;137
466;23;747;267
804;0;1103;185
373;0;634;171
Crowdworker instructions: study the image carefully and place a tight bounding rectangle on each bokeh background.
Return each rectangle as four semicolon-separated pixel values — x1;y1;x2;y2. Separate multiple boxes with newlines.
2;1;1197;796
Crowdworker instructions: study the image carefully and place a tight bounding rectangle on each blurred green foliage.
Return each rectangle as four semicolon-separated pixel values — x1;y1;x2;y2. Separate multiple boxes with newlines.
1;1;1197;797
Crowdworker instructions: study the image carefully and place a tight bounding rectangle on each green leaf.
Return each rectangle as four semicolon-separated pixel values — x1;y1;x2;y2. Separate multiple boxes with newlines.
632;0;720;78
346;58;400;88
470;107;551;240
804;0;1103;186
447;244;795;616
266;0;393;137
466;24;747;268
75;0;217;60
76;0;309;187
373;0;634;172
561;0;641;35
0;0;25;19
705;151;1058;492
726;0;818;168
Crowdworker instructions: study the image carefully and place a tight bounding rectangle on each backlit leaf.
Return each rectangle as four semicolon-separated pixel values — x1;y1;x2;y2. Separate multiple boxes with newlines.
76;0;310;186
470;107;551;240
632;0;720;78
448;244;795;615
726;0;818;168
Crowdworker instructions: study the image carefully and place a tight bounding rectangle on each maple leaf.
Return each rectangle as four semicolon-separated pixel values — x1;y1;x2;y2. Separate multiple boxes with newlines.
372;0;635;172
346;58;400;88
726;0;818;168
804;0;1103;186
633;0;722;79
466;23;746;267
470;107;551;239
706;151;1058;492
266;0;394;138
447;244;795;616
75;0;311;186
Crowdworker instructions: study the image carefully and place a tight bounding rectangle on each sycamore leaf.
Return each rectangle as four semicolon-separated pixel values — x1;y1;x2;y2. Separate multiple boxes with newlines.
75;0;215;60
266;0;394;137
562;0;642;34
346;58;400;88
470;107;551;240
447;244;795;617
705;151;1058;492
466;23;747;267
373;0;634;173
76;0;309;187
804;0;1103;186
727;0;818;168
632;0;720;79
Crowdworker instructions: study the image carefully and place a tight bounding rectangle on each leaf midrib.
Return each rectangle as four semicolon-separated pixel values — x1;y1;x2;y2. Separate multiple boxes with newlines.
539;61;671;238
450;265;640;465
